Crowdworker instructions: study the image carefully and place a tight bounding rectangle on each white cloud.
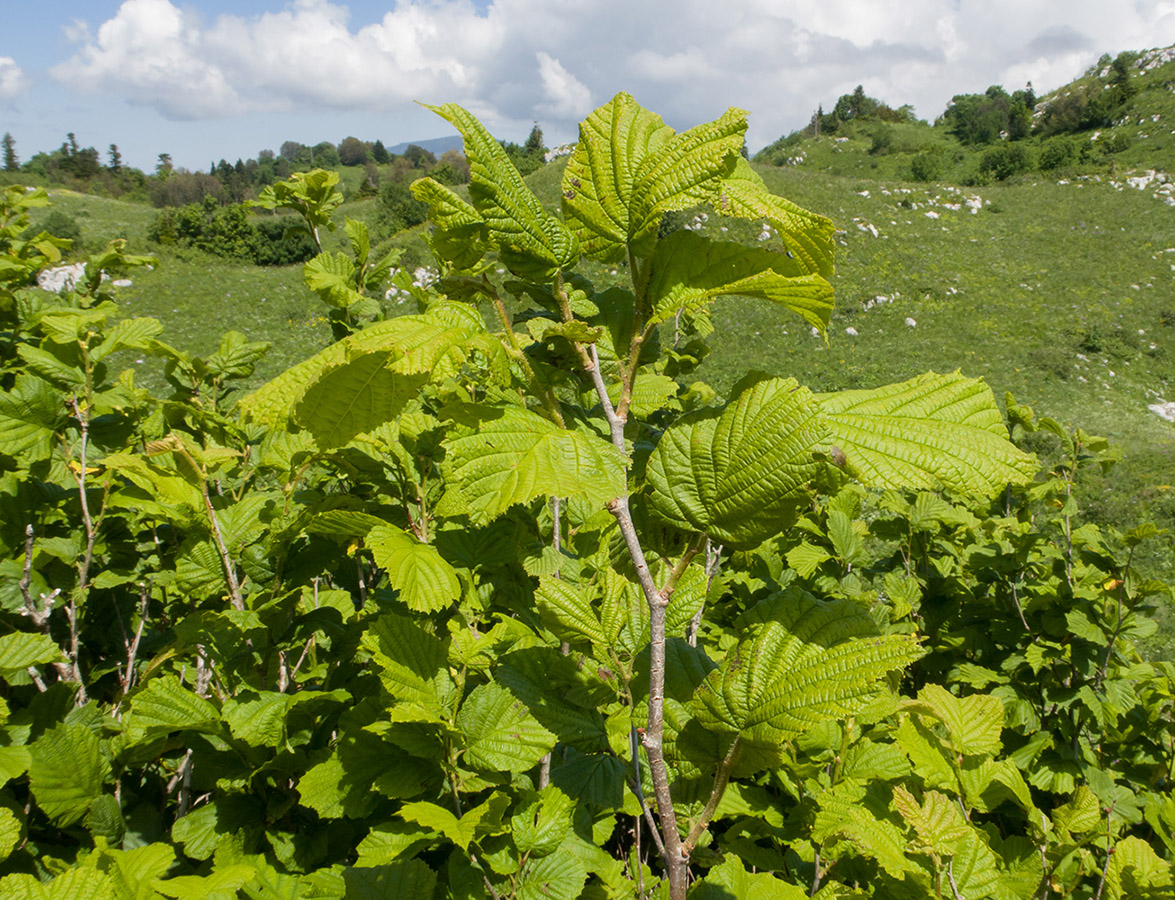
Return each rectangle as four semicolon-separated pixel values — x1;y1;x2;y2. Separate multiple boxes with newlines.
0;57;28;100
47;0;1175;147
535;52;592;119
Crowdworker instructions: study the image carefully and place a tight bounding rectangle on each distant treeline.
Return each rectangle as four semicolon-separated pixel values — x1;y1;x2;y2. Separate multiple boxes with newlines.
0;124;547;207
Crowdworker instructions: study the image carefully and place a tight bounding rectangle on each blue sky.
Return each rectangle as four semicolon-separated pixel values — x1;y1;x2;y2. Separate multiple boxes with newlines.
3;1;1175;172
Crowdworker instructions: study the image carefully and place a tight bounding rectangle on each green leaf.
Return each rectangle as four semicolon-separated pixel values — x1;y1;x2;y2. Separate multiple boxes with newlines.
457;683;556;773
240;306;484;429
693;621;920;764
1105;835;1174;900
646;231;834;333
153;865;258;900
303;251;364;309
362;613;455;713
689;855;807;899
411;177;489;269
892;785;969;856
785;541;831;578
549;754;625;810
0;632;64;681
903;684;1004;757
426;102;577;279
813;788;916;879
0;746;31;786
950;830;1001;899
511;787;574;857
399;793;509;851
717;157;836;278
516;851;589;900
444;407;625;525
16;345;84;388
29;724;109;826
92;316;164;363
98;843;176;900
299;733;435;819
206;330;271;380
818;372;1038;496
366;524;461;613
0;374;62;460
561;92;676;261
0;807;20;862
647;377;828;548
534;576;606;644
123;676;221;744
342;860;438;900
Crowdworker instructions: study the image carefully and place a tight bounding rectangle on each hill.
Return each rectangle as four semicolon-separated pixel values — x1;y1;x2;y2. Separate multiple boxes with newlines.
755;45;1175;187
386;135;464;157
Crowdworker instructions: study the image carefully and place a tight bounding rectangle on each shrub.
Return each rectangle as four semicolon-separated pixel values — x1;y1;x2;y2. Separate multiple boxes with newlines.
979;142;1032;180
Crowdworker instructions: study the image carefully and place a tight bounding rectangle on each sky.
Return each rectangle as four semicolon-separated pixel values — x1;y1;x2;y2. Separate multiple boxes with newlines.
3;0;1175;172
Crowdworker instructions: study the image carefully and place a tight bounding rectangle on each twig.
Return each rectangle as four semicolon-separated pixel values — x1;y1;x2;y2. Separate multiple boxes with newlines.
1092;803;1115;900
689;539;722;646
26;668;47;691
683;736;740;852
585;341;686;895
356;555;368;609
946;858;965;900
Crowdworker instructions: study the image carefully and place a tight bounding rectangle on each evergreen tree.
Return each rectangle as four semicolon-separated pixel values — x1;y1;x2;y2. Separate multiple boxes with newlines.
107;144;122;172
372;139;390;164
2;132;16;172
524;122;544;155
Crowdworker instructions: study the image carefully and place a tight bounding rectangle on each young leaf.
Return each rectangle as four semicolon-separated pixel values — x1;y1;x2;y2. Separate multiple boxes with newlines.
646;377;828;548
645;231;834;333
366;524;462;613
717;157;836;278
426;102;577;279
693;622;921;766
411;177;490;269
902;684;1004;757
892;785;970;856
444;407;625;525
817;371;1038;496
561;92;676;261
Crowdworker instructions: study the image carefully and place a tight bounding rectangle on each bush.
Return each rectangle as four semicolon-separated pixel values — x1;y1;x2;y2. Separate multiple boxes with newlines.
978;143;1032;180
150;197;316;265
23;209;84;253
250;217;317;266
1038;137;1078;170
909;147;946;182
378;179;429;235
